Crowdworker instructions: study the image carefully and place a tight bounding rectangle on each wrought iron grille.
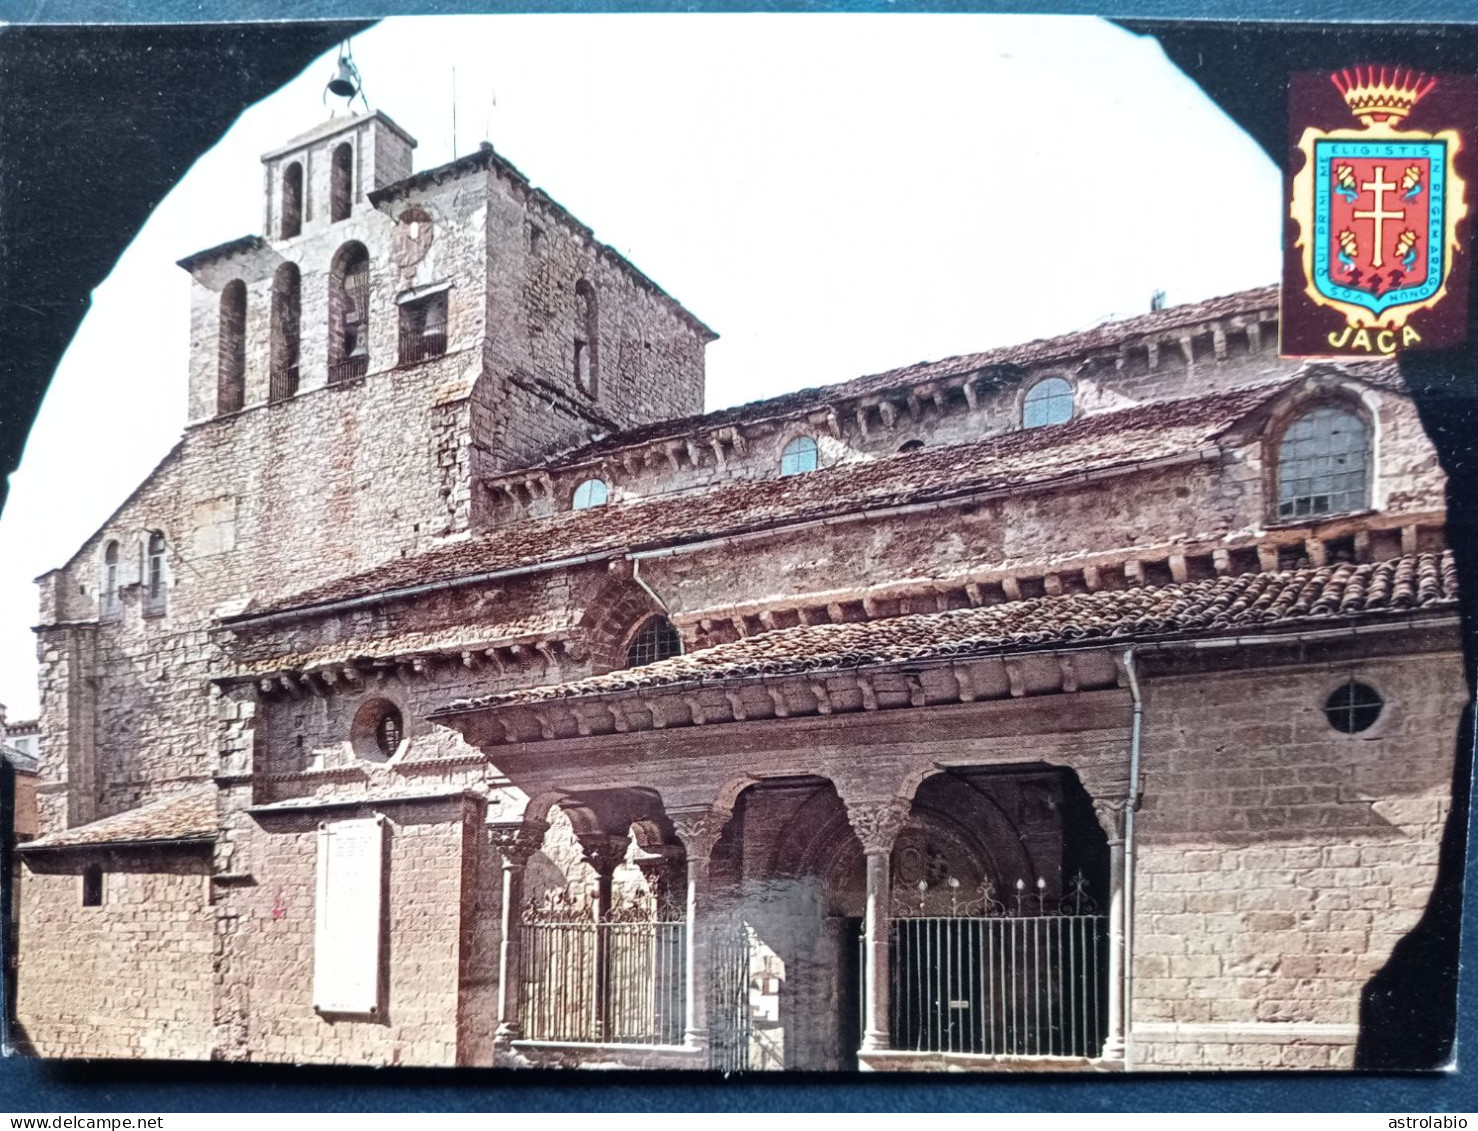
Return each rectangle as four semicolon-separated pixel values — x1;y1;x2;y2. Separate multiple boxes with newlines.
269;364;299;403
398;292;447;366
886;873;1107;1058
520;888;686;1045
327;356;368;384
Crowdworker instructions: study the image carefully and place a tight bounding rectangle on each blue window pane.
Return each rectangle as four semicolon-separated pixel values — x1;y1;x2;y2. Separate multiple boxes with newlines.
572;478;609;510
781;436;818;476
1023;378;1073;428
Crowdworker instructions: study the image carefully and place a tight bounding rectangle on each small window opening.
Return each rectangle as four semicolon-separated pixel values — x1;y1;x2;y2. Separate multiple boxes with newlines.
102;540;121;616
781;436;818;476
270;262;301;402
898;439;925;453
143;531;168;616
82;864;103;907
330;142;353;223
574;279;599;397
1325;681;1383;734
572;478;609;510
1276;405;1371;520
530;225;545;256
398;291;448;366
1023;377;1073;428
375;708;403;758
626;616;683;668
280;161;303;239
217;280;247;415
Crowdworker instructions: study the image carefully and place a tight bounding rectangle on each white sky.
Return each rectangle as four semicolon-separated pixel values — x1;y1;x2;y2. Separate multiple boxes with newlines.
0;14;1281;719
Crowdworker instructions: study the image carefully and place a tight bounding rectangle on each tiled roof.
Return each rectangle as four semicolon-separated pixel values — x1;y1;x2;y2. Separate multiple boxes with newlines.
226;610;584;677
531;286;1284;470
1;743;37;774
241;379;1295;621
22;786;216;851
445;553;1458;711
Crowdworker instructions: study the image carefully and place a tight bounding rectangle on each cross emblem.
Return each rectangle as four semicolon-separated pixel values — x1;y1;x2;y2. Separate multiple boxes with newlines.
1353;165;1407;268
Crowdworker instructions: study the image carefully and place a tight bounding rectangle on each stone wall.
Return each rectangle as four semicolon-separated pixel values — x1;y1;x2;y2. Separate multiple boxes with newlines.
210;794;483;1066
1129;643;1465;1070
15;848;213;1059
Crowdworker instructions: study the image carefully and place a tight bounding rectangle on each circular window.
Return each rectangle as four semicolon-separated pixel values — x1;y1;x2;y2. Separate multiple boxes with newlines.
352;698;405;762
1324;681;1383;734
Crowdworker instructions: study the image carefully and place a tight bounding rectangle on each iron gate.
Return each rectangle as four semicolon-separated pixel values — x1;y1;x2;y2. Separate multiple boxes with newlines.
887;872;1107;1058
520;889;686;1044
708;918;753;1072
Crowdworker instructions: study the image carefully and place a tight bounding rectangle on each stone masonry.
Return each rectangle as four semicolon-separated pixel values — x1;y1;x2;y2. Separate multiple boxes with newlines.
12;108;1467;1074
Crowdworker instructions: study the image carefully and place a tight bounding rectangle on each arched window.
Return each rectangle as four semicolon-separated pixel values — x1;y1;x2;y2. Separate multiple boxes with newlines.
574;279;599;397
330;142;353;223
217;279;246;414
269;262;301;402
1023;377;1073;428
1276;404;1371;520
572;478;609;510
101;540;121;617
626;615;683;668
898;439;925;453
280;161;303;239
143;532;167;617
781;435;818;476
329;242;370;383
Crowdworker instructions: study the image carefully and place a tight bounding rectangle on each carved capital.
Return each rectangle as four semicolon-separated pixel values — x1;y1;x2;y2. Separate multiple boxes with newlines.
1091;796;1129;845
577;832;631;877
845;799;910;855
669;807;725;862
489;820;547;867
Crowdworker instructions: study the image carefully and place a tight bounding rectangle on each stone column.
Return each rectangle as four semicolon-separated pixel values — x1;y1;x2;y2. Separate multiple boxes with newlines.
579;833;629;1043
1093;796;1130;1062
845;799;908;1054
671;808;723;1052
489;819;546;1055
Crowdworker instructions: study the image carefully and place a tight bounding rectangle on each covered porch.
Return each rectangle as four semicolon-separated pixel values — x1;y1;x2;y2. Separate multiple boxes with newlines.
432;643;1139;1072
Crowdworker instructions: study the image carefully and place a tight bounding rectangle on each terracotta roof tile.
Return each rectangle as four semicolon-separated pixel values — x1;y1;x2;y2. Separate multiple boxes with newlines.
448;553;1457;711
244;379;1293;620
23;786;216;850
227;610;584;677
534;286;1286;469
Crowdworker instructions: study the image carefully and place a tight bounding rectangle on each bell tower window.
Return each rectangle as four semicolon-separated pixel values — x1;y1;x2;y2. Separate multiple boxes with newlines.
280;161;303;239
270;262;301;402
217;280;247;415
330;142;353;223
329;242;371;384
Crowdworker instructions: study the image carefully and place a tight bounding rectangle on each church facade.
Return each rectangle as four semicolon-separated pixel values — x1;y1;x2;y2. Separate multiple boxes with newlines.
11;110;1465;1073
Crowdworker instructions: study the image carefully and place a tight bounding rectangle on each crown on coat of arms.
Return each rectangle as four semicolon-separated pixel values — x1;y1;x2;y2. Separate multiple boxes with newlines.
1330;66;1437;125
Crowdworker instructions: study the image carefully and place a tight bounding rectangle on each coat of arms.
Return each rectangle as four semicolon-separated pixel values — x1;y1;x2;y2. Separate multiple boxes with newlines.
1289;67;1468;355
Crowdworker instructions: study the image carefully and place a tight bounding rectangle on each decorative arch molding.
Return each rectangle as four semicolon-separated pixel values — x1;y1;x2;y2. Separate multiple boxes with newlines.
576;568;670;674
1259;377;1380;521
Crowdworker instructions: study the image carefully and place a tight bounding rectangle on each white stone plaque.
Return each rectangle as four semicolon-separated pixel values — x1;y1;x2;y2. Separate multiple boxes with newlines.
313;816;384;1014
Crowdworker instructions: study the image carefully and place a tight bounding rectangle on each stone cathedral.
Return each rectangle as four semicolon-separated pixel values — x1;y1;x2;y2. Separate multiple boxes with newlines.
9;108;1465;1073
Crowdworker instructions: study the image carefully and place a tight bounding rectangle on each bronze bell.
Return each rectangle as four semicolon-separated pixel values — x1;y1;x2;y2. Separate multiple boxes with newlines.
327;58;359;99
